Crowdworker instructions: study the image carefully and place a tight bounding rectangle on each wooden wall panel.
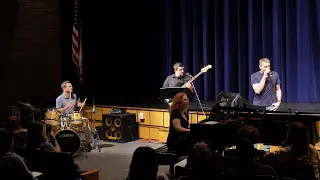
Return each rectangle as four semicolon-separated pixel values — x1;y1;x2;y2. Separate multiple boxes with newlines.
83;106;103;121
150;111;163;127
159;128;169;143
138;126;150;139
163;112;170;128
83;104;212;142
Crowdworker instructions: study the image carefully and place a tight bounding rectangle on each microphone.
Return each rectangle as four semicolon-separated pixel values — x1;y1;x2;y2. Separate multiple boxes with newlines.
186;73;193;77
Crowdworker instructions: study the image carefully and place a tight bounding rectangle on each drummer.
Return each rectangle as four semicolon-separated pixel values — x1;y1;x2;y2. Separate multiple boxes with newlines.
56;80;86;116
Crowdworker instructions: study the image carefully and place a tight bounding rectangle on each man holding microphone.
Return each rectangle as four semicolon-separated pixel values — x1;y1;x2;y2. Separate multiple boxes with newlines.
251;58;282;111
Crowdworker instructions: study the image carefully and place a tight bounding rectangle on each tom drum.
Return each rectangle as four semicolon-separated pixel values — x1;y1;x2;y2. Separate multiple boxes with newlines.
69;111;83;125
45;108;61;126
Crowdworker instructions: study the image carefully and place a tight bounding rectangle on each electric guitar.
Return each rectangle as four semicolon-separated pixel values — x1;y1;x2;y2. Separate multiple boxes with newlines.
165;64;212;106
181;64;212;88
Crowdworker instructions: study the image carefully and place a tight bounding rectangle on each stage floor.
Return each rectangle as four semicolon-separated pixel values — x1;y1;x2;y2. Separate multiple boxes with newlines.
100;99;320;113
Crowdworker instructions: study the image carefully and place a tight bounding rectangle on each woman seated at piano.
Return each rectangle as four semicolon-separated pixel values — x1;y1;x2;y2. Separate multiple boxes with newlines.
166;92;191;156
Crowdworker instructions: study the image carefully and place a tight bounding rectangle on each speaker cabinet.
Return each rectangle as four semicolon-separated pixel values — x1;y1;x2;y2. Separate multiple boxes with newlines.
102;113;138;142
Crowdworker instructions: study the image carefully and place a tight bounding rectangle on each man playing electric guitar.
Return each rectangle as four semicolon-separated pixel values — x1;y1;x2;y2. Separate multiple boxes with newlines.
163;62;194;91
162;62;212;106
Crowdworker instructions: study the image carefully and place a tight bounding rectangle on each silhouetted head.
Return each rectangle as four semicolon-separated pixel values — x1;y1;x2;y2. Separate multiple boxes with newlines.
128;146;158;180
187;142;213;179
287;122;310;153
26;121;46;148
0;130;14;154
237;125;259;144
236;138;255;163
188;142;211;165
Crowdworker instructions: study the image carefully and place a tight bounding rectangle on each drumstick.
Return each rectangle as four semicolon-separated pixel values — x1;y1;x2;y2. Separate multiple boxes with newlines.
79;97;87;112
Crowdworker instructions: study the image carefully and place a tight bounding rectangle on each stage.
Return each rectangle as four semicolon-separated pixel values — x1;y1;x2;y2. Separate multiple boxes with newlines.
82;100;320;143
97;100;320;113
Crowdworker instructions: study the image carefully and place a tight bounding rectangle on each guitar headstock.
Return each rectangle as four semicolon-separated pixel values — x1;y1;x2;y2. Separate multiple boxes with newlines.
201;64;212;72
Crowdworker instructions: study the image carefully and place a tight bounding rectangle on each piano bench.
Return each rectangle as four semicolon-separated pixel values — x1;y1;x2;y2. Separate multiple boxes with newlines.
155;145;188;180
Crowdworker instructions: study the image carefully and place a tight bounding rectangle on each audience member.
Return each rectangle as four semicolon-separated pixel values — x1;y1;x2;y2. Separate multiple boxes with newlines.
224;125;266;161
25;121;86;177
179;142;214;180
225;138;279;178
0;130;36;180
25;121;60;152
263;122;320;179
127;146;168;180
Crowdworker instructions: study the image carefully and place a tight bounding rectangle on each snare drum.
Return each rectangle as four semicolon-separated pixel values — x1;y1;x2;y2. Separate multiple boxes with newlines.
45;108;61;126
55;128;80;156
69;111;83;125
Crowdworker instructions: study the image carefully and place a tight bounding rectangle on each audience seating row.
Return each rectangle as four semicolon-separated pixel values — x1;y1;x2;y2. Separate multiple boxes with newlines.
14;145;99;180
174;155;315;180
155;145;188;180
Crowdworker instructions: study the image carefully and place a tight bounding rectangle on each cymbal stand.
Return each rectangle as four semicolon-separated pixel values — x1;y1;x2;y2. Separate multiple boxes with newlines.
90;101;101;152
31;110;35;122
16;106;21;135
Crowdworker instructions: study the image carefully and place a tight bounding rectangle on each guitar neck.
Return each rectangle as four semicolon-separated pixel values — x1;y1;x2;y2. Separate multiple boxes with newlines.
182;71;204;87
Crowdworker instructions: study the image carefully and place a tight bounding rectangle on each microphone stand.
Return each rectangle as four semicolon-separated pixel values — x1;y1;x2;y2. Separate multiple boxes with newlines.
190;81;206;117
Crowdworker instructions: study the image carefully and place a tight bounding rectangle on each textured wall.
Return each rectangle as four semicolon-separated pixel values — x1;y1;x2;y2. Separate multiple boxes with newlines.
1;0;62;125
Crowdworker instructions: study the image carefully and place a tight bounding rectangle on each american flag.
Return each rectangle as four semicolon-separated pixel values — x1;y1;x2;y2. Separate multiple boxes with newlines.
72;0;84;83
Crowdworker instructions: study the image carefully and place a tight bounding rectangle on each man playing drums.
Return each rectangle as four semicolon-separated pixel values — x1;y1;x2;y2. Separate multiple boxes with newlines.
56;80;85;115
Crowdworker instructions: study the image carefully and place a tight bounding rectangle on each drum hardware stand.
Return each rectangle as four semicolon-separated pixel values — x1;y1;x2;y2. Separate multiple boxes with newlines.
18;107;21;135
80;140;88;158
31;110;35;122
89;101;101;152
9;106;21;135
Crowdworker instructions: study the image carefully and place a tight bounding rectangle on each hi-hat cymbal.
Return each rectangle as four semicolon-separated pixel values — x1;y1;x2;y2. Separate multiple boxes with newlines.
85;109;101;112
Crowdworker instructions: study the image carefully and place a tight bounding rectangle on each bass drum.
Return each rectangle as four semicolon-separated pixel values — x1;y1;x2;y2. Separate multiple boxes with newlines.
55;129;80;156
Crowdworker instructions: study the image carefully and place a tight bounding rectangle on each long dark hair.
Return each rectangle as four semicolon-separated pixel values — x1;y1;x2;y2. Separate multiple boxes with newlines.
128;147;158;180
26;121;46;149
286;122;310;154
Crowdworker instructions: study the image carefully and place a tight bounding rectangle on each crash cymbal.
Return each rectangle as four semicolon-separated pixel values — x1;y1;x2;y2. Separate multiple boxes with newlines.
17;101;34;108
17;101;40;112
85;109;101;112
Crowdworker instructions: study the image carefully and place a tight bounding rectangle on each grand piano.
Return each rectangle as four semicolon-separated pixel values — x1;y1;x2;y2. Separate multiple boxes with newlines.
190;92;320;153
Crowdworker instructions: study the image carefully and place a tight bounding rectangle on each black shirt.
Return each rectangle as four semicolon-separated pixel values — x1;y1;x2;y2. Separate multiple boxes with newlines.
166;109;190;155
162;74;193;102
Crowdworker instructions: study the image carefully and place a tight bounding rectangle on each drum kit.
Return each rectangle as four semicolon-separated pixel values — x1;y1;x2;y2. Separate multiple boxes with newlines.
44;107;102;157
5;101;41;135
6;100;102;158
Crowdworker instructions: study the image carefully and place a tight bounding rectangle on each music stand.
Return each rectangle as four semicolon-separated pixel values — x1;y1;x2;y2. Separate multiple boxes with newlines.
159;87;192;100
